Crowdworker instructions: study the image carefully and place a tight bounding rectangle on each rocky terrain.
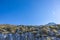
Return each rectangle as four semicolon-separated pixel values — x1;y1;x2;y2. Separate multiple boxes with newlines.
0;23;60;40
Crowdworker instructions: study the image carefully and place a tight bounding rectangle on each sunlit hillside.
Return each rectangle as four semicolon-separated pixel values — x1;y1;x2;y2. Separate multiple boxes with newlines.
0;23;60;40
0;23;60;36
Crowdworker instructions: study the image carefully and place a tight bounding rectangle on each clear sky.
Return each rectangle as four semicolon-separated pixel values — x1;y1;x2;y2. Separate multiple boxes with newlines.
0;0;60;25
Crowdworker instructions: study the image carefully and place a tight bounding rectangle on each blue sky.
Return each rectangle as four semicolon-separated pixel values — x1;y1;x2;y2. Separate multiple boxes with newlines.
0;0;60;25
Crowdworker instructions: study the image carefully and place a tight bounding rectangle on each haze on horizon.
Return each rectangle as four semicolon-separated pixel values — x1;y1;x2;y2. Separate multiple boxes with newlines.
0;0;60;25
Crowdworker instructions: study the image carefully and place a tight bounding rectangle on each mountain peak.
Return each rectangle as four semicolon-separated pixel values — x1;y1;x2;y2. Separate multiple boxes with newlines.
47;22;56;26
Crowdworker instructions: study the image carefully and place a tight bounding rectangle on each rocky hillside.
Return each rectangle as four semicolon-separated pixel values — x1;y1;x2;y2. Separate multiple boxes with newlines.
0;23;60;37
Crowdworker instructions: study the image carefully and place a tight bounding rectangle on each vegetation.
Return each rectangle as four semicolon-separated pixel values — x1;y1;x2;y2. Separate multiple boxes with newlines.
0;24;60;37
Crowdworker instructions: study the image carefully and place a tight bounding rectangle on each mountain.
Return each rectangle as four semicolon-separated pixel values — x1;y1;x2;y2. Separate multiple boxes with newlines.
46;22;56;26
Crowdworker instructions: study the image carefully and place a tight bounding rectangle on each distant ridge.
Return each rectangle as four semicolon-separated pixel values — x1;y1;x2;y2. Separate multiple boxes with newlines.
46;22;56;26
